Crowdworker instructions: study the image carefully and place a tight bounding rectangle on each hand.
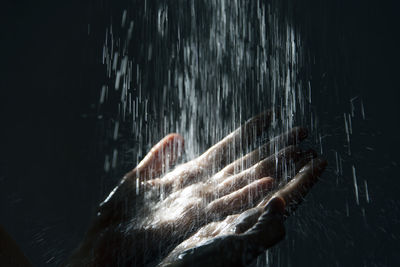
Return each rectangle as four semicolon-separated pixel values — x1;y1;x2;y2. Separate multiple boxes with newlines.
66;111;327;267
159;159;326;267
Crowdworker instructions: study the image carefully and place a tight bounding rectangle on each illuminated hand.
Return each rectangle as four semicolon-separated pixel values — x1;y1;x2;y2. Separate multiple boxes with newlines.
159;159;326;267
66;111;326;267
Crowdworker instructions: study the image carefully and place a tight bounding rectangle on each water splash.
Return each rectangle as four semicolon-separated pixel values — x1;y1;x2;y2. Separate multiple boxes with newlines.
93;0;369;266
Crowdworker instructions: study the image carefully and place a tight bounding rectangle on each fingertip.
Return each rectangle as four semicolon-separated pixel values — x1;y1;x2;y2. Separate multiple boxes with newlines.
278;145;302;161
164;133;185;147
264;196;286;215
293;126;308;141
315;157;328;168
134;133;185;180
245;109;279;132
257;177;274;190
314;158;328;175
160;133;185;154
300;157;328;176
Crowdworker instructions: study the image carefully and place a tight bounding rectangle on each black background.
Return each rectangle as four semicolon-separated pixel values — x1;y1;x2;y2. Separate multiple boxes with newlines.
1;0;399;266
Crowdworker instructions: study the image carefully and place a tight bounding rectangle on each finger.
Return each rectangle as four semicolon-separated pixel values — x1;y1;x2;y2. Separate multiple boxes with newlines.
210;150;316;233
206;177;273;219
128;133;185;181
258;158;327;212
232;207;263;234
243;196;286;248
160;112;277;190
213;146;310;198
212;126;308;183
97;134;184;221
197;110;276;171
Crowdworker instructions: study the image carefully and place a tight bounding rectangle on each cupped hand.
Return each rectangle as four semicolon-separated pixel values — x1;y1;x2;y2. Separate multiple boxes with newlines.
159;158;326;267
66;111;326;267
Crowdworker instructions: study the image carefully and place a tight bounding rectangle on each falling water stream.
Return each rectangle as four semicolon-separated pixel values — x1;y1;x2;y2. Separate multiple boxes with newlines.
99;0;311;164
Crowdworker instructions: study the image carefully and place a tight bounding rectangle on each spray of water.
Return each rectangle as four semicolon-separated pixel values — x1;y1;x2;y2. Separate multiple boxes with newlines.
93;0;369;266
100;0;309;171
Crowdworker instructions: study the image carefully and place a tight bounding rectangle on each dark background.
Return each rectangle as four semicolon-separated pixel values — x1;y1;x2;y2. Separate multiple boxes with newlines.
1;0;399;266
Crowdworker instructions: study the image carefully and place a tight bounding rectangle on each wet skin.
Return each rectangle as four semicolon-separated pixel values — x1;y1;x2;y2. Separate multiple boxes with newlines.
66;111;327;267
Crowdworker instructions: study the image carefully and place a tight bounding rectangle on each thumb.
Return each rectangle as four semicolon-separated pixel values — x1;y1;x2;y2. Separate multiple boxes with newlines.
96;134;184;223
243;196;286;249
131;133;185;180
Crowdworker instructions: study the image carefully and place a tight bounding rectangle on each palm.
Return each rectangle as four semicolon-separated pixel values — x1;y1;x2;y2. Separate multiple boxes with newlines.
66;111;326;267
159;158;326;267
